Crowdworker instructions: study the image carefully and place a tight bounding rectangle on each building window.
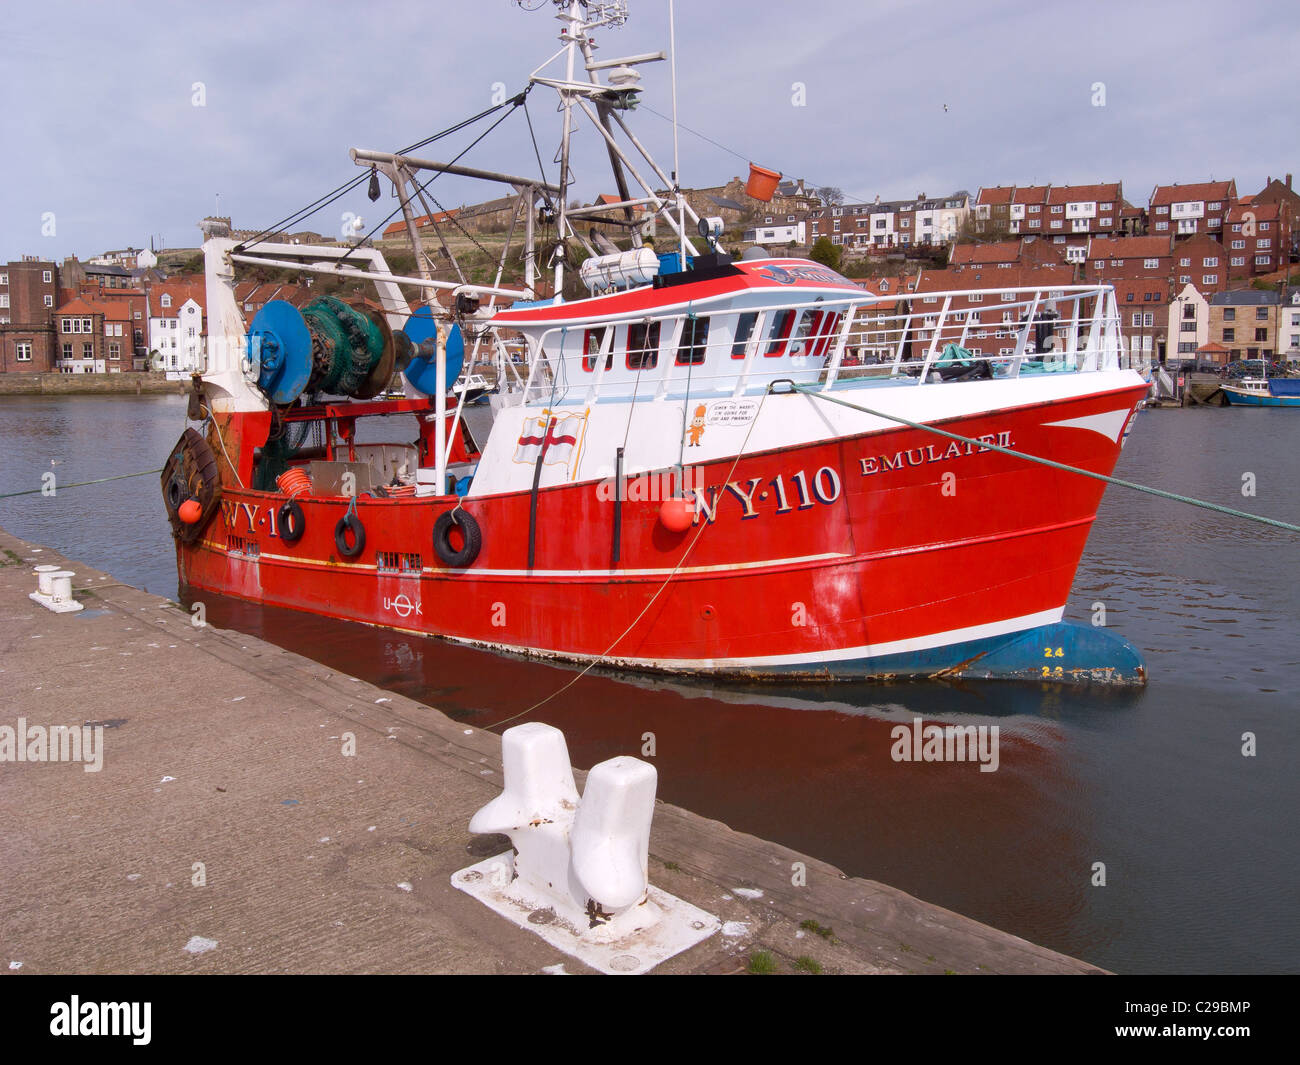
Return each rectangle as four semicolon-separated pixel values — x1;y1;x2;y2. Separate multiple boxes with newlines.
1258;239;1272;250
82;342;94;359
0;295;8;309
1132;312;1142;327
161;294;172;308
0;273;7;284
1155;206;1169;215
1179;275;1190;284
1110;259;1124;267
1050;205;1063;214
1224;308;1235;321
1144;313;1154;327
1181;321;1196;333
62;343;72;358
44;294;53;307
1203;257;1218;267
1202;275;1218;285
1256;307;1268;320
1143;258;1159;269
969;294;982;302
43;270;52;283
1255;328;1268;342
1255;255;1272;267
1179;257;1191;267
16;342;33;361
1155;222;1168;232
1223;328;1235;342
1231;256;1245;266
109;342;120;359
1230;240;1245;250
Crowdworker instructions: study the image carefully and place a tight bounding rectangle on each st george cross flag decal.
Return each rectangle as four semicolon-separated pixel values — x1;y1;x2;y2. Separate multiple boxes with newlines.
513;411;587;467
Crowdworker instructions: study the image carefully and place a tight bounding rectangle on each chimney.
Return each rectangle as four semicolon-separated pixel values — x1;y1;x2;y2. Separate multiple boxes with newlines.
1288;174;1294;189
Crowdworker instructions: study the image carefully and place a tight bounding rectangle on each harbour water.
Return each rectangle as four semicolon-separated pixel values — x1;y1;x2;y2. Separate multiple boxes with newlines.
1;393;1296;974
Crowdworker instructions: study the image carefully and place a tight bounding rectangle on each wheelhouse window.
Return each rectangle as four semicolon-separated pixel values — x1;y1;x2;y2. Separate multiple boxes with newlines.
675;315;709;365
764;309;797;356
731;312;758;358
626;321;660;370
581;327;609;372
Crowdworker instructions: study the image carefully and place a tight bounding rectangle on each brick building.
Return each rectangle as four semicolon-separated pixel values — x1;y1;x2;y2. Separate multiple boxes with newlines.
1082;235;1175;287
1111;277;1171;364
950;238;1067;272
1224;201;1289;280
1170;234;1230;293
1251;175;1300;260
974;183;1122;248
907;264;1074;360
1148;180;1237;239
0;258;60;373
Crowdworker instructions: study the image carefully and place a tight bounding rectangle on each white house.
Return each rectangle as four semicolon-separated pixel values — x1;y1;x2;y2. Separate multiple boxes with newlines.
148;287;206;379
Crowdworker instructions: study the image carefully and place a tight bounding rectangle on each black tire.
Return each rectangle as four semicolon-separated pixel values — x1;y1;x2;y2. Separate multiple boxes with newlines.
433;510;482;568
279;499;306;545
334;511;366;559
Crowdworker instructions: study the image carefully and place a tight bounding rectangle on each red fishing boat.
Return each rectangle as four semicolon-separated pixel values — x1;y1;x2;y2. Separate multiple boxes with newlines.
163;0;1148;685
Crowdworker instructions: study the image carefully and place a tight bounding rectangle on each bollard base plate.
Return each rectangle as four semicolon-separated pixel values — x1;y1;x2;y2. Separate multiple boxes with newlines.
29;591;84;614
452;851;720;974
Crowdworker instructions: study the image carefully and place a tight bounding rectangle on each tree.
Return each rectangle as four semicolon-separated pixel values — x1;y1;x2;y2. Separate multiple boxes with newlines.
815;186;845;207
809;236;842;272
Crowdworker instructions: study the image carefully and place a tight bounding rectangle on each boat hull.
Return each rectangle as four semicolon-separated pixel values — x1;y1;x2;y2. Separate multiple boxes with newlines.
176;383;1150;685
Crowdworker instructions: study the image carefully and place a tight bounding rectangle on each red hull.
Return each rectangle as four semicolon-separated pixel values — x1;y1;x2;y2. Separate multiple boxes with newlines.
178;385;1146;676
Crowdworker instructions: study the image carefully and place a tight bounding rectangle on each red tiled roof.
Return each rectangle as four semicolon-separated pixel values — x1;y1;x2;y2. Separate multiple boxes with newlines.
1150;180;1235;207
1087;235;1172;259
1047;183;1120;204
1010;185;1051;205
949;241;1022;266
975;186;1015;207
915;264;1073;293
1226;201;1279;222
382;209;458;238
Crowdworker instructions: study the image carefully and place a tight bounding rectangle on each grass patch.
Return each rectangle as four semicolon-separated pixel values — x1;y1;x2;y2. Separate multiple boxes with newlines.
793;955;822;974
800;918;838;943
747;951;778;975
1;548;22;566
662;860;680;871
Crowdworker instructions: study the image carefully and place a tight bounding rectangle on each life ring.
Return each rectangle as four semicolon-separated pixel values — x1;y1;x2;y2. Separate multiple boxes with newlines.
334;511;366;558
279;499;306;544
433;510;482;568
161;427;221;543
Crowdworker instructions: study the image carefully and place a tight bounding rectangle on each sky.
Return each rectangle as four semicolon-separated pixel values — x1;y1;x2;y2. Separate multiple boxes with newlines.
3;0;1297;263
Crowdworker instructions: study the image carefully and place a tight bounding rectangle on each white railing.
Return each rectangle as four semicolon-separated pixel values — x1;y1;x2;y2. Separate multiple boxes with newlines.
507;284;1124;407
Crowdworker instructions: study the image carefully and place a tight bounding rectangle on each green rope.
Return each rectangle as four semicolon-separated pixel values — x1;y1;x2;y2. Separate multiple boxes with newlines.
0;467;165;500
781;381;1300;535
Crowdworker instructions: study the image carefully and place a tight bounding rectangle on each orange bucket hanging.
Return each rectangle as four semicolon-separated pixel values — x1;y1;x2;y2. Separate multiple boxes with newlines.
745;163;782;202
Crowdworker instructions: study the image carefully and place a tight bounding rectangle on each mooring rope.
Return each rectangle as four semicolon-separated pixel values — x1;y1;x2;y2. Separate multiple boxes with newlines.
782;381;1300;534
0;468;164;499
487;388;773;731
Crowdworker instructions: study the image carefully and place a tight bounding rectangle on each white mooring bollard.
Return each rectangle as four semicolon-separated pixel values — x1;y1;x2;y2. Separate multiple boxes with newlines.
30;567;83;614
453;722;719;974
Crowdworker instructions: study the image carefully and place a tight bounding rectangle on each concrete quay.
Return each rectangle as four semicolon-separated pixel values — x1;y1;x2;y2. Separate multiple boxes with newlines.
0;526;1104;975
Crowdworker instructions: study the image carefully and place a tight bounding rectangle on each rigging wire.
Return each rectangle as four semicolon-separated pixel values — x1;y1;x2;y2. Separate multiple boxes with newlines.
336;93;531;267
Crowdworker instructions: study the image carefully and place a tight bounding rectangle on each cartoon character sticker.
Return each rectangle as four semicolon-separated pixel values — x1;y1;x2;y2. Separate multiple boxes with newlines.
686;403;707;447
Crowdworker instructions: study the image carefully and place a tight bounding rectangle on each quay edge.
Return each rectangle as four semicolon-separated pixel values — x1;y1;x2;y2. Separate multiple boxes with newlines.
0;525;1106;976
